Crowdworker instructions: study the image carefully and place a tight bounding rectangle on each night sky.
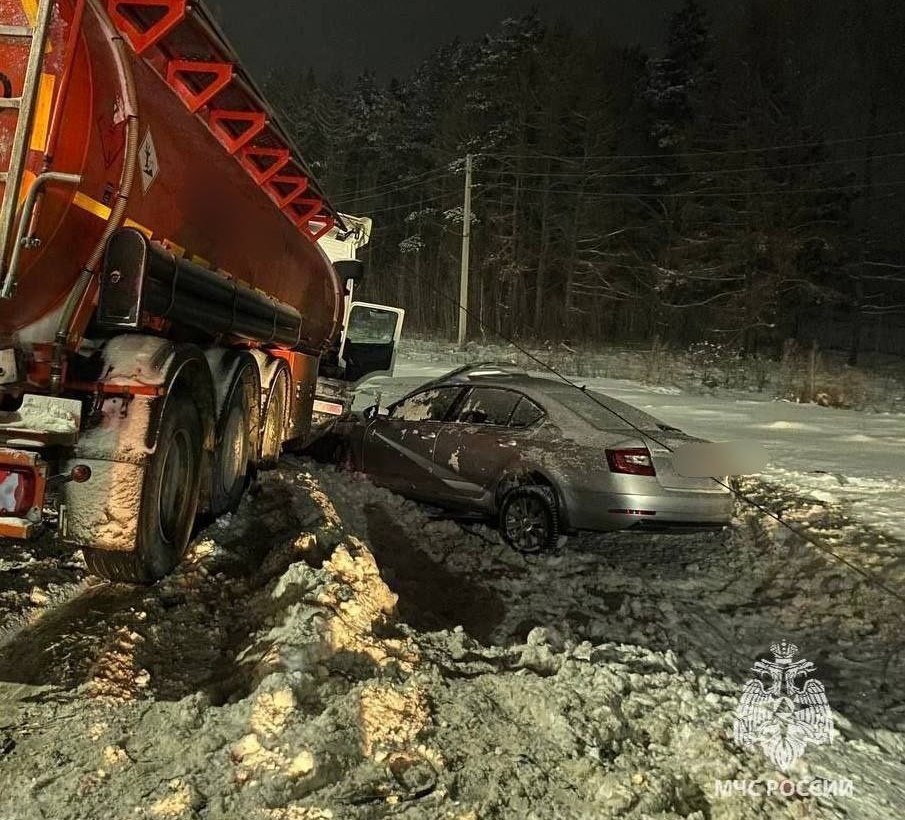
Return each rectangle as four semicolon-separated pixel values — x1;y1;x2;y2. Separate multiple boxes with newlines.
208;0;684;81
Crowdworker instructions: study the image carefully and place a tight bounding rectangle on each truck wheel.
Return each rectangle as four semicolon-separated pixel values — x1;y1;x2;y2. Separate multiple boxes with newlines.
209;379;253;516
83;392;204;583
260;368;288;468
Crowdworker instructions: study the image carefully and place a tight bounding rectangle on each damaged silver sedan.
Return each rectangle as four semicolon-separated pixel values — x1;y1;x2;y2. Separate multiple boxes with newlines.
338;364;746;552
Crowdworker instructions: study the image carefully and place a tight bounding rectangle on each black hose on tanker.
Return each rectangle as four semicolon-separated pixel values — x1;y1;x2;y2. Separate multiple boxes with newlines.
50;0;140;394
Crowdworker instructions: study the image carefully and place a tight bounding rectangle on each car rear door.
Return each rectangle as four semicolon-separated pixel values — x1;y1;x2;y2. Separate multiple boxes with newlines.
433;388;541;507
362;386;463;499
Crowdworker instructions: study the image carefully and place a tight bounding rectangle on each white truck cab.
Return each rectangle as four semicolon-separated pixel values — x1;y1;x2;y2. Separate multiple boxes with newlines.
311;215;404;432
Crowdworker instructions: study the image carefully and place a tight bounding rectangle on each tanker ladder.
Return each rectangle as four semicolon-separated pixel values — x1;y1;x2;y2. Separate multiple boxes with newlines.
0;0;56;298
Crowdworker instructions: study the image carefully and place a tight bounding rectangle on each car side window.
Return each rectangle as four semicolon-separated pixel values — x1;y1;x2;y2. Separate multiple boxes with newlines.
454;388;522;426
509;397;545;428
389;387;461;422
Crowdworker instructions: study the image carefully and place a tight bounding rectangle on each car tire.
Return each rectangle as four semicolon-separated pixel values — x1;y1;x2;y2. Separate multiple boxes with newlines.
499;485;560;555
83;392;204;584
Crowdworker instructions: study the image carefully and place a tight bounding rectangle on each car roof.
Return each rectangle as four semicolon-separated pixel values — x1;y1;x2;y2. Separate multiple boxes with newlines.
409;364;671;434
420;362;570;392
413;363;555;396
430;362;530;383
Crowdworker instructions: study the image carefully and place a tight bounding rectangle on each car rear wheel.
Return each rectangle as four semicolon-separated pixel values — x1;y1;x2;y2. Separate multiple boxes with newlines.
499;486;560;554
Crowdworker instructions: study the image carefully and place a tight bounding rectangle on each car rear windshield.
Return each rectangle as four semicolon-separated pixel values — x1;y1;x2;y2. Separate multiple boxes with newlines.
549;388;668;431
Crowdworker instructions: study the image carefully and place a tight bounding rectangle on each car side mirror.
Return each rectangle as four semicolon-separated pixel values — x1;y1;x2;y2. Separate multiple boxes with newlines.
363;402;389;420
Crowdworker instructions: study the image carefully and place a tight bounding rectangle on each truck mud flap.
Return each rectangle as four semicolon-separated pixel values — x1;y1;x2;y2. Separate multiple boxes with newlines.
61;459;144;552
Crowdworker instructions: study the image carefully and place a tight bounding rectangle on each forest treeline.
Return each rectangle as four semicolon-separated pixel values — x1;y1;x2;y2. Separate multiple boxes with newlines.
267;0;905;361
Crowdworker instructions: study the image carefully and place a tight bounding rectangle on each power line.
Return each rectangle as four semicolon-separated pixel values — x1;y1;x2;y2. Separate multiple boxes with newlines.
336;172;453;209
329;143;905;208
332;167;453;203
340;180;904;225
480;129;905;163
335;174;905;217
503;179;905;199
478;151;905;181
410;276;905;610
327;129;905;207
358;190;454;217
331;165;446;199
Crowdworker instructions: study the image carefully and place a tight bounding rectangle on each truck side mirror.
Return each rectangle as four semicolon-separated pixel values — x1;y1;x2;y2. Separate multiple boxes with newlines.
334;259;364;282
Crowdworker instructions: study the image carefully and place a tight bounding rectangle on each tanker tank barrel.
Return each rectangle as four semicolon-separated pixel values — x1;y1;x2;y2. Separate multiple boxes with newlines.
98;228;306;349
0;0;345;353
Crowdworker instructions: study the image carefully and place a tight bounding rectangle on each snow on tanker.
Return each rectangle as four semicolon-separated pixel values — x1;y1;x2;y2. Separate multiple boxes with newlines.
0;0;403;581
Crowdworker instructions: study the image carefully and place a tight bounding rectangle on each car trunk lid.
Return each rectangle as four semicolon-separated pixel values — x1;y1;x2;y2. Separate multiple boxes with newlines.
644;433;727;491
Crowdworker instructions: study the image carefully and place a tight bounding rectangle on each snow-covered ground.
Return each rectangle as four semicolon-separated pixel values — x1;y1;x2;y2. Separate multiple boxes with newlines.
1;461;903;819
0;344;902;819
359;349;905;541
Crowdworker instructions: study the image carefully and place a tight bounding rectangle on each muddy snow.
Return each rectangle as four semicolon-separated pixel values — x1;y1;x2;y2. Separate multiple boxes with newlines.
0;460;904;819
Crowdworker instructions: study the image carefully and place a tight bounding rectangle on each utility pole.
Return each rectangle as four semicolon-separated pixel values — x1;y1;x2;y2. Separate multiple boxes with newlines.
458;153;473;349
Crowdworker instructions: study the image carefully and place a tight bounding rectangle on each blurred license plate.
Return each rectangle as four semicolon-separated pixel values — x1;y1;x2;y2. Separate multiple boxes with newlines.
673;440;767;478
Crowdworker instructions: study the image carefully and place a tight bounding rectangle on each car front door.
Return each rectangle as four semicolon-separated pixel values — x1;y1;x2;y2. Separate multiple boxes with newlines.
433;388;542;508
362;386;463;500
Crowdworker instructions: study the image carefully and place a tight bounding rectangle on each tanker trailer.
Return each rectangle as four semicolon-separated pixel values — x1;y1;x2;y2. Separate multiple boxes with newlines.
0;0;403;582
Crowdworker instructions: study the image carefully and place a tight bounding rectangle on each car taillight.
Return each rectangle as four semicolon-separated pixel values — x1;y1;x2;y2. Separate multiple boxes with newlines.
0;468;36;516
606;447;656;477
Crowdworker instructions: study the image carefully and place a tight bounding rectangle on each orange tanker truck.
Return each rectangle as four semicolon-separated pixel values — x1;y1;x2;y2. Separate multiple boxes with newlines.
0;0;403;581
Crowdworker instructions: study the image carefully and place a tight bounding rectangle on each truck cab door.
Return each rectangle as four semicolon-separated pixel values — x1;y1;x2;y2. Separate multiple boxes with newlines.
341;302;405;383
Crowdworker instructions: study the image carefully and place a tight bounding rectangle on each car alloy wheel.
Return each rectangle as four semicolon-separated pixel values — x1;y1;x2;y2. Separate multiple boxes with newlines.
500;486;559;554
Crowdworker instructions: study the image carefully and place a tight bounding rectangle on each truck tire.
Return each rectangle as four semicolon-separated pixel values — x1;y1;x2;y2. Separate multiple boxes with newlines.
209;377;254;516
260;367;289;468
83;392;204;583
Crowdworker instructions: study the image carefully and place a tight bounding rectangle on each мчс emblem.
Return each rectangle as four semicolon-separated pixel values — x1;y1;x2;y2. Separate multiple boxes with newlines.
734;640;834;770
